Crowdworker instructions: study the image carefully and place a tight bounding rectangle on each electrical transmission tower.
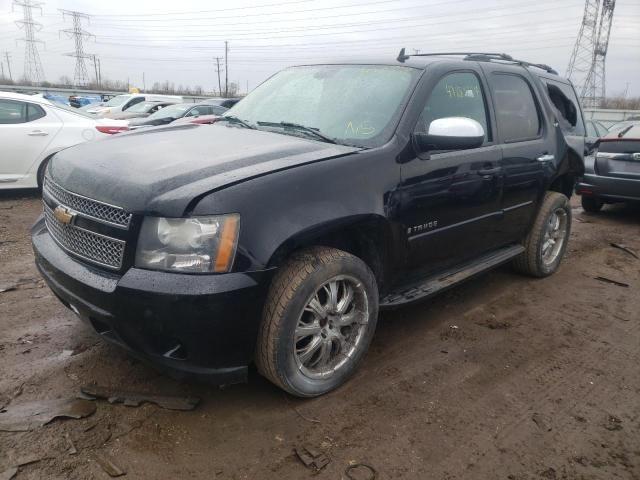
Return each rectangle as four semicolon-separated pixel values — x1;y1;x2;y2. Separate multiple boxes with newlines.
60;10;95;87
566;0;617;107
13;0;46;84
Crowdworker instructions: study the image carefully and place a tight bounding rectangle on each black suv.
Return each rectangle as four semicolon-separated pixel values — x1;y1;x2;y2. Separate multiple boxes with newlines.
32;52;585;397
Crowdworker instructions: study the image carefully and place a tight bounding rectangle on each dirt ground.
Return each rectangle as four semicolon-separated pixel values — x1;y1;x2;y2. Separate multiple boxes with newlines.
0;191;639;480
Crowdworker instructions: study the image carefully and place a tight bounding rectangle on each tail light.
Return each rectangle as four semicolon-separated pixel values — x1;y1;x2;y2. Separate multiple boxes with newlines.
96;125;129;135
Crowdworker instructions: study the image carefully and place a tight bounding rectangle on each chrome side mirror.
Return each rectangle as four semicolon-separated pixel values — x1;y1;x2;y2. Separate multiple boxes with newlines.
414;117;485;153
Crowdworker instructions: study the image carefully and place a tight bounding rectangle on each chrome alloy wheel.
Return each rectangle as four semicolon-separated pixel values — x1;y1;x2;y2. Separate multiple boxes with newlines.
294;275;369;379
542;207;568;266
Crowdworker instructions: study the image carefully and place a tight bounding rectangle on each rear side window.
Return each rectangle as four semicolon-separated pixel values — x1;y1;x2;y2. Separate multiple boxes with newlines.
417;71;491;142
27;103;46;121
544;79;585;136
492;74;541;142
0;100;27;124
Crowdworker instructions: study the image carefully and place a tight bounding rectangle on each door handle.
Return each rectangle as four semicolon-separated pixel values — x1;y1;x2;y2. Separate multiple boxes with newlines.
478;167;502;176
537;154;554;162
28;130;49;136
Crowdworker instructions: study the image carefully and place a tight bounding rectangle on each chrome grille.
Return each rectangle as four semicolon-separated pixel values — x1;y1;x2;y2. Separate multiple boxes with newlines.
44;204;126;270
44;176;132;228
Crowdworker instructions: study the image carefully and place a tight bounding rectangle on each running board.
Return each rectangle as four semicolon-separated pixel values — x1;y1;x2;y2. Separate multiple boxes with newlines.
380;244;525;309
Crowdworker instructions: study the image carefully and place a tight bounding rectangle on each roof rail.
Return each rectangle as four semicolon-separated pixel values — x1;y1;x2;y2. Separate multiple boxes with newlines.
396;48;558;75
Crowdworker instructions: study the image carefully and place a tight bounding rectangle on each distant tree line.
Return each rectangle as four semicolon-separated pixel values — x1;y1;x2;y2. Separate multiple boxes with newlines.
598;96;640;110
0;74;238;97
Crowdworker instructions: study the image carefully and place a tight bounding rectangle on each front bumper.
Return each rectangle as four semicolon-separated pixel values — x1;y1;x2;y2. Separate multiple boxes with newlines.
576;173;640;202
32;216;273;384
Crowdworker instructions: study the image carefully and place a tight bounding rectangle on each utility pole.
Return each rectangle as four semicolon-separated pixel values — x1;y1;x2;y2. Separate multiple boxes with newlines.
97;57;101;87
1;62;4;80
91;54;99;87
60;9;94;87
4;52;12;81
246;79;249;95
224;41;229;97
142;72;146;92
13;0;46;84
214;57;222;96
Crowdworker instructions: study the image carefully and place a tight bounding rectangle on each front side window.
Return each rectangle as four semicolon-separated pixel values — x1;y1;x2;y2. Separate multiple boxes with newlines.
0;100;27;124
492;74;541;142
415;71;490;142
228;65;421;147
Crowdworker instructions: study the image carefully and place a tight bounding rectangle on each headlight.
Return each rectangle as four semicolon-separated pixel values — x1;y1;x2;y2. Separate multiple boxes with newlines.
135;214;240;273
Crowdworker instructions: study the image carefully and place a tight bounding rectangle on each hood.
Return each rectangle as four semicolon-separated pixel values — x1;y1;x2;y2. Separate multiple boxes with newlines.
48;124;360;217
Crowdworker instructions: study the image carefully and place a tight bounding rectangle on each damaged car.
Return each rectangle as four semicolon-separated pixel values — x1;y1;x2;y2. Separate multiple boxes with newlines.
33;52;584;397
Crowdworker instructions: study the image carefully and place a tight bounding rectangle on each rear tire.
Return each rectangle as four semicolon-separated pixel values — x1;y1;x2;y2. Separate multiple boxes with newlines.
256;247;378;397
513;192;571;278
581;195;603;213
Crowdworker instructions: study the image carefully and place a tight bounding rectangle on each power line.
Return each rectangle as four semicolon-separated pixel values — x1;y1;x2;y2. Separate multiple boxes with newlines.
13;0;46;84
59;9;95;86
82;0;314;17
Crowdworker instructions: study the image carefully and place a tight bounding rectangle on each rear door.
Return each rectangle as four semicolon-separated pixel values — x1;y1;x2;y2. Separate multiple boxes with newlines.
481;66;553;243
0;99;60;185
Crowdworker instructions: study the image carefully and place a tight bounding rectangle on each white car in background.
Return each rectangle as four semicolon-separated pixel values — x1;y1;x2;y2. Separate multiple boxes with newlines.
86;93;183;117
0;92;129;190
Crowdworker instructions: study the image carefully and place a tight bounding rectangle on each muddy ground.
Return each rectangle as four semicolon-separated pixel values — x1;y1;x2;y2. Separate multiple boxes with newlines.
0;191;639;480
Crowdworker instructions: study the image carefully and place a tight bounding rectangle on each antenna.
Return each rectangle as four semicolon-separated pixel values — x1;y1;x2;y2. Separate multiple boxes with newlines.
13;0;46;84
567;0;617;107
59;9;95;87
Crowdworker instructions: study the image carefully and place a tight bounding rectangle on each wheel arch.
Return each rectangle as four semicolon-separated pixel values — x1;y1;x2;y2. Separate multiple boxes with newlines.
266;214;395;293
549;146;584;199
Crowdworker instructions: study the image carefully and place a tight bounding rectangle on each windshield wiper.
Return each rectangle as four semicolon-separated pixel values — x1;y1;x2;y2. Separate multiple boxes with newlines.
218;115;256;129
257;121;337;144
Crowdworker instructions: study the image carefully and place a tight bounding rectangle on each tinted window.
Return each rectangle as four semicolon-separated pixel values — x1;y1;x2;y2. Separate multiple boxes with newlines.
27;103;46;121
492;74;540;142
416;71;490;142
0;100;27;124
545;79;585;136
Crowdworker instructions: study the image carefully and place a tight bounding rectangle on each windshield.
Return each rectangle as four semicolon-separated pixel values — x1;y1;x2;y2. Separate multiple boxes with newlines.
145;103;191;120
127;102;161;113
103;95;132;107
227;65;420;147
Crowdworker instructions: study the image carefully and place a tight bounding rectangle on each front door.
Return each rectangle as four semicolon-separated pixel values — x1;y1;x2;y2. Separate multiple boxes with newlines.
397;69;503;278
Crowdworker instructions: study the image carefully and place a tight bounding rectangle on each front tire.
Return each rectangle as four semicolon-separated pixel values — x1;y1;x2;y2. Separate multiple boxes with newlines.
513;191;571;278
256;247;378;397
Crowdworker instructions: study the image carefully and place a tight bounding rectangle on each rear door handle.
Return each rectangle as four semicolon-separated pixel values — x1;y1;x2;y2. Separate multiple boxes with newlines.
478;167;502;176
537;154;554;162
28;130;49;136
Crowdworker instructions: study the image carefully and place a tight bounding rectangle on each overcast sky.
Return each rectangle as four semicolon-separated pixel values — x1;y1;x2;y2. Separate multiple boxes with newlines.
0;0;638;96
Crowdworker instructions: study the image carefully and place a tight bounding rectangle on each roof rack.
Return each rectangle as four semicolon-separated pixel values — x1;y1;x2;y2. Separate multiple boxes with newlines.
396;48;558;75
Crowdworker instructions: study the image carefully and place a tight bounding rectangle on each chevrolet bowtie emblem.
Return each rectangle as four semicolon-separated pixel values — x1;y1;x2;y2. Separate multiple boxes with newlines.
53;205;76;225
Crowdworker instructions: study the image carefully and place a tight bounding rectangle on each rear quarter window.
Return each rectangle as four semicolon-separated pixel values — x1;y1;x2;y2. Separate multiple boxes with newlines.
544;79;585;136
